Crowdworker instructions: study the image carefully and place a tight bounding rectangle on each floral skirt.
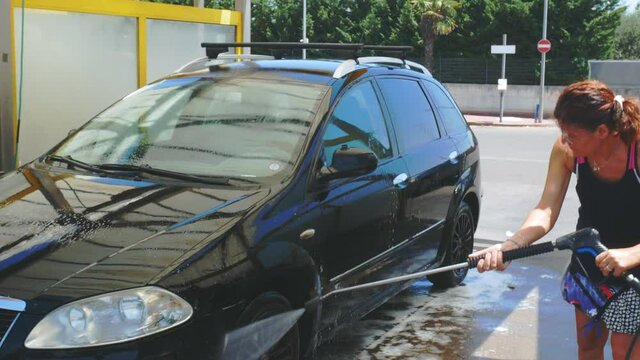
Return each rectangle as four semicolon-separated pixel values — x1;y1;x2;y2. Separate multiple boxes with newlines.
562;269;640;334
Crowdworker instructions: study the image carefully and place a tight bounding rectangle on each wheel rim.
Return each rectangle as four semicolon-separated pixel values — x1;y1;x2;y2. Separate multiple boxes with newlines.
451;209;474;277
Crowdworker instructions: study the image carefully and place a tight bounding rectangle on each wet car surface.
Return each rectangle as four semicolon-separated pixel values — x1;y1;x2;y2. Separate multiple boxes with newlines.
0;45;480;359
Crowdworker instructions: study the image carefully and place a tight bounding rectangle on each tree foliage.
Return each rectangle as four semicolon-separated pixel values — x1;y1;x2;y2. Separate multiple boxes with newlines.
148;0;626;82
435;0;623;79
615;8;640;59
410;0;459;70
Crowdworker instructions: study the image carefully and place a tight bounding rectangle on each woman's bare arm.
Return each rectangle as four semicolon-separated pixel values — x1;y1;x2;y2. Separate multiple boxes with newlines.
470;136;574;272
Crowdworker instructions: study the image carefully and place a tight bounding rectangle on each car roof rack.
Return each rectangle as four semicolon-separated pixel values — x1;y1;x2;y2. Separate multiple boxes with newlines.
201;42;413;59
196;42;429;78
202;42;364;59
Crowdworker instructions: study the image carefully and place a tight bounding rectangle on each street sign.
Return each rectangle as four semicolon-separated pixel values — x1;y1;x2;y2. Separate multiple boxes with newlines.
537;39;551;54
491;45;516;54
498;78;508;91
492;34;516;123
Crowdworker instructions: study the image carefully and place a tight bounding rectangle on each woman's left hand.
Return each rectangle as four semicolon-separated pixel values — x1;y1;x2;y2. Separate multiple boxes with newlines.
595;247;640;277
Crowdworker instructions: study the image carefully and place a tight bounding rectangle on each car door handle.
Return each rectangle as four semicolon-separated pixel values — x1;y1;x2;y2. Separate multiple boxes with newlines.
299;229;316;240
393;173;408;187
448;151;459;164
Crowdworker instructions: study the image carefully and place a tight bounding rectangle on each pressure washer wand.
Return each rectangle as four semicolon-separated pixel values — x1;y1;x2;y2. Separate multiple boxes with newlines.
323;240;557;298
320;228;640;299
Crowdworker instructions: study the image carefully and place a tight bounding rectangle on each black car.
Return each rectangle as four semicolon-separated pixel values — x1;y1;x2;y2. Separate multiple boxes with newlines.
0;43;481;359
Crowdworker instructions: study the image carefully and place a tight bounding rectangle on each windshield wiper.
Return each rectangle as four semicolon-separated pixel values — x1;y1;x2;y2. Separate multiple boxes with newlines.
45;155;109;174
96;163;230;186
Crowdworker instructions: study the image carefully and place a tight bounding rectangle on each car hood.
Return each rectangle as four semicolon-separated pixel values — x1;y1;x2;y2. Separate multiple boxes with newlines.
0;165;268;308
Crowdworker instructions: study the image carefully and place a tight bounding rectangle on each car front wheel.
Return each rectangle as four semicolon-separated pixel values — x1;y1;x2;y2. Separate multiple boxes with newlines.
428;201;475;288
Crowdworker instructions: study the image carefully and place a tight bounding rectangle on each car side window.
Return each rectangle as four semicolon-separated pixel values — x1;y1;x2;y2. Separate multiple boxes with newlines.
377;78;440;152
323;81;392;165
423;81;469;135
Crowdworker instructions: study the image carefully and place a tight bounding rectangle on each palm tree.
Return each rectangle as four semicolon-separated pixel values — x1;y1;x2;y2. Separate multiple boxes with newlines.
410;0;459;71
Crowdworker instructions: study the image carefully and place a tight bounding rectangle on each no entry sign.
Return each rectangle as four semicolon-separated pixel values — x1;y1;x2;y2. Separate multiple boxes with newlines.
537;39;551;54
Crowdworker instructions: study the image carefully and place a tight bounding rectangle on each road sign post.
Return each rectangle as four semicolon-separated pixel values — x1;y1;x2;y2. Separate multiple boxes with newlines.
537;0;549;123
491;34;516;123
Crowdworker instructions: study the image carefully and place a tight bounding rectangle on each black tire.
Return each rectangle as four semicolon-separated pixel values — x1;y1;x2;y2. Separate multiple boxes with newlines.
428;201;475;288
235;291;300;360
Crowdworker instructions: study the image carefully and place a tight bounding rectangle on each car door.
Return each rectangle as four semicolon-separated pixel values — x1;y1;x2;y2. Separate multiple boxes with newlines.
314;80;409;291
377;77;461;274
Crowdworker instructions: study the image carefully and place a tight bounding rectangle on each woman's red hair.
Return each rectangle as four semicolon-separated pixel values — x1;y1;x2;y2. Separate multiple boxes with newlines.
554;80;640;144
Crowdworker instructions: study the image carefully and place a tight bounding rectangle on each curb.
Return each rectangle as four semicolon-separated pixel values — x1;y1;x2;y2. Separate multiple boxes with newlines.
464;114;556;128
467;121;556;128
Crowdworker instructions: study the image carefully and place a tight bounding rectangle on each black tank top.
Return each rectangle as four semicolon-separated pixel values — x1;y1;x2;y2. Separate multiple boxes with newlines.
575;141;640;248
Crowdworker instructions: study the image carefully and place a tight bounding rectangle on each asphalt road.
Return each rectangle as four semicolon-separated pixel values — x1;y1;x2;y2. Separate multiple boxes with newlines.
315;126;603;359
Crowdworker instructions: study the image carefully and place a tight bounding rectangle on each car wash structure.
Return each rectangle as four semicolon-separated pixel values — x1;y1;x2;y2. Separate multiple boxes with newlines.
0;0;250;174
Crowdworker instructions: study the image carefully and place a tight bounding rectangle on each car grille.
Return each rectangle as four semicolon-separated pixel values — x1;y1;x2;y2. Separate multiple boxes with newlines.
0;309;18;345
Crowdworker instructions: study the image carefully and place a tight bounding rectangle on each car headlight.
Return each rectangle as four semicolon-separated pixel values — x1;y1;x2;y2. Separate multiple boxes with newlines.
25;286;193;349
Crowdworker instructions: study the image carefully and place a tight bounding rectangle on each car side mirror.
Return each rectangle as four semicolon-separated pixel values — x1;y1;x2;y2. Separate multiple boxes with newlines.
318;147;378;182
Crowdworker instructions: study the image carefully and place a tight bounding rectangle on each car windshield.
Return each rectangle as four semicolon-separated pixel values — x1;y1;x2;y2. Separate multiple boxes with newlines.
52;74;328;183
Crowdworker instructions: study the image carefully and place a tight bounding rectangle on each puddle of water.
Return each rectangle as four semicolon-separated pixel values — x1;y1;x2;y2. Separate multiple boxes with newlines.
316;256;574;359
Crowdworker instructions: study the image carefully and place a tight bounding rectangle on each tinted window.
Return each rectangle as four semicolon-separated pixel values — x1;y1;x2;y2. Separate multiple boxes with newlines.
378;78;440;152
323;82;392;164
423;81;469;135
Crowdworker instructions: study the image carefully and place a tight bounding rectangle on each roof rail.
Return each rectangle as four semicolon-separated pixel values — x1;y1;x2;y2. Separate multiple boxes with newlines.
174;56;209;73
332;56;431;78
333;59;358;79
404;60;431;76
174;53;276;74
357;57;430;76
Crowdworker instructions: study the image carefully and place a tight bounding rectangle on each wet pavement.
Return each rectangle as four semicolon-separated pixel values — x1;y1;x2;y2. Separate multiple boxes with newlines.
315;249;576;360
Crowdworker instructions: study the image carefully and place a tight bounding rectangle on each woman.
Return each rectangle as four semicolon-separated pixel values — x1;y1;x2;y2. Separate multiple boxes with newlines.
469;80;640;359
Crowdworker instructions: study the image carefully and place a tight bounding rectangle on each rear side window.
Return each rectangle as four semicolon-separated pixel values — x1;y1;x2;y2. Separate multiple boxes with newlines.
323;81;392;165
377;78;440;152
423;81;469;135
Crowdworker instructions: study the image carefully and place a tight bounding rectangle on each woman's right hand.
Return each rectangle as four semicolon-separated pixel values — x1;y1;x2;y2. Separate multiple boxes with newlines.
468;240;520;272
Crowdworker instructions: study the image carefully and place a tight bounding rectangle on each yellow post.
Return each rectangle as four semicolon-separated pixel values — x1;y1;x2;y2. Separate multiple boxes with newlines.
138;16;147;87
10;2;18;167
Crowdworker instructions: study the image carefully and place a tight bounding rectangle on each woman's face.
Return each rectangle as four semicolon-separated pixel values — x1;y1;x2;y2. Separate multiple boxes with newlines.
559;124;602;157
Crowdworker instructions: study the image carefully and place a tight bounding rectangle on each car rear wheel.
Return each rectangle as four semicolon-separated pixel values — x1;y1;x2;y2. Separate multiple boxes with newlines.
428;201;475;288
236;291;300;360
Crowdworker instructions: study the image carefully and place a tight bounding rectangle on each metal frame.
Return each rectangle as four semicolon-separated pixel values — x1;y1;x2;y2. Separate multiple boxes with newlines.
4;0;242;171
11;0;242;88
